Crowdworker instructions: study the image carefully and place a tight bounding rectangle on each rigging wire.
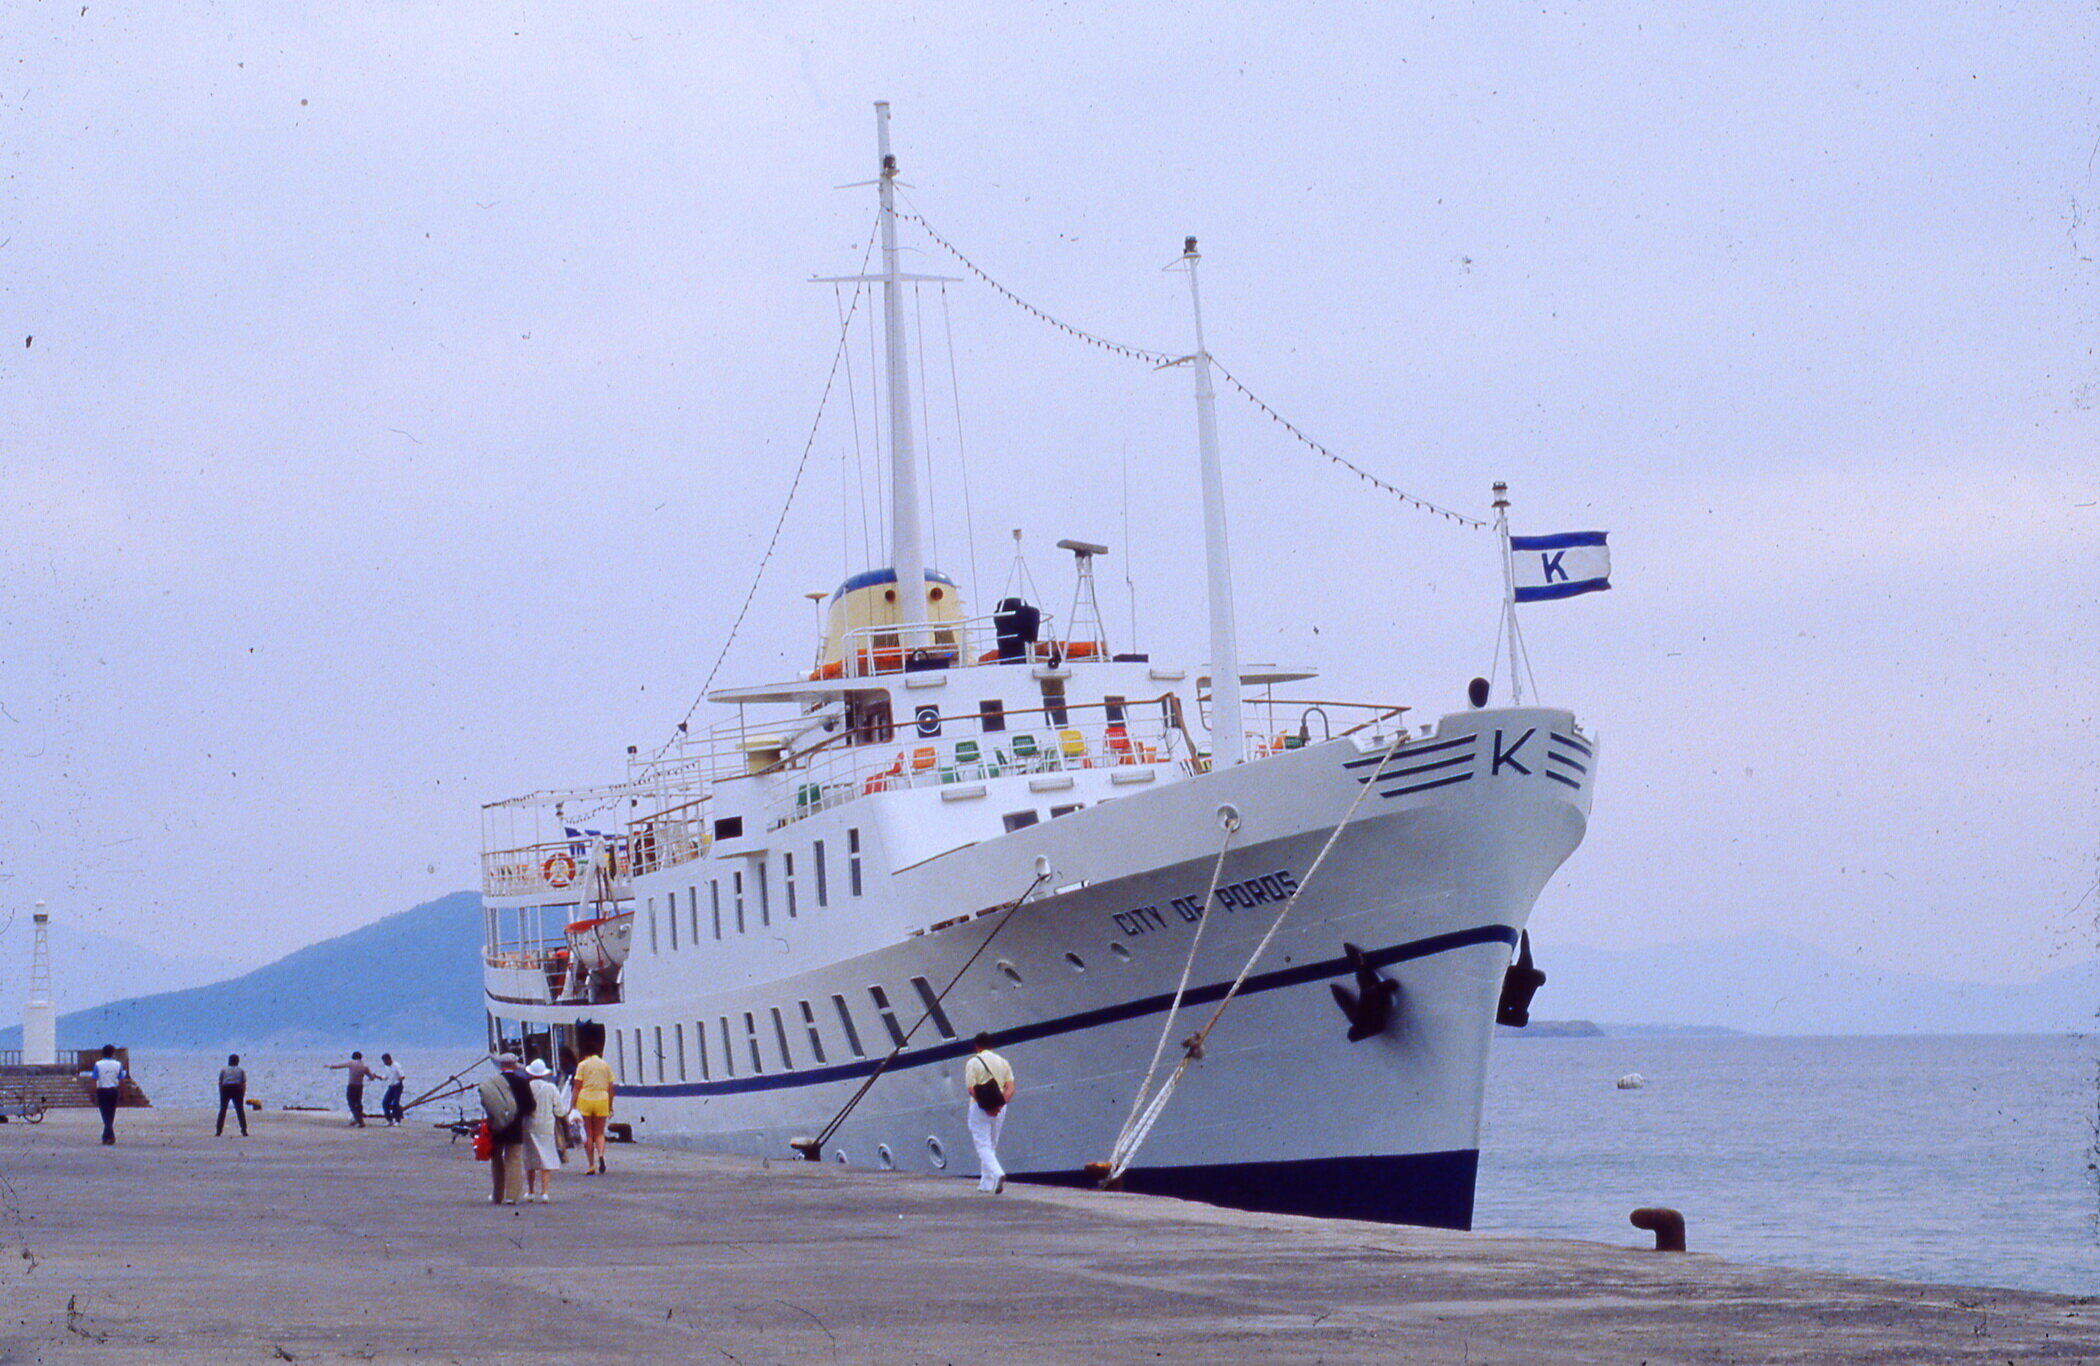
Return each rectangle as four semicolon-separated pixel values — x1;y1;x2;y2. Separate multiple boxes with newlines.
939;284;984;604
892;204;1489;530
833;281;875;570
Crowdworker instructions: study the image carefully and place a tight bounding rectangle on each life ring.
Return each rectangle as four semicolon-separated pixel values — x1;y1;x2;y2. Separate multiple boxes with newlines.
542;852;577;888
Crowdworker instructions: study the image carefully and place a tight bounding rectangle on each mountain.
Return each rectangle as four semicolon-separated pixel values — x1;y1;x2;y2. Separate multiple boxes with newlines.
0;891;485;1050
0;919;242;1017
1523;933;2100;1035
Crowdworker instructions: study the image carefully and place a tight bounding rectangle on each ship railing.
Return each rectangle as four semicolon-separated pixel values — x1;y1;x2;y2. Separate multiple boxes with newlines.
481;837;633;900
815;609;1125;680
766;694;1197;827
1226;699;1413;760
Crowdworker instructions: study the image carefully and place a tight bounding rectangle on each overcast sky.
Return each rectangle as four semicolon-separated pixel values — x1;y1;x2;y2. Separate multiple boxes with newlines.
3;3;2094;990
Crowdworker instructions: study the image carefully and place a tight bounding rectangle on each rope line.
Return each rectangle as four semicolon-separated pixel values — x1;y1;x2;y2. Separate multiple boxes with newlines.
1104;728;1407;1185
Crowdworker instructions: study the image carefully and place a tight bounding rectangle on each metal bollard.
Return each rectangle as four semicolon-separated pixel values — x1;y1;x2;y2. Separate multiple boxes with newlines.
1630;1207;1686;1252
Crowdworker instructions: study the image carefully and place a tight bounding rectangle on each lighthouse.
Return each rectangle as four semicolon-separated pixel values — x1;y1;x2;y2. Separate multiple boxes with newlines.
22;901;56;1065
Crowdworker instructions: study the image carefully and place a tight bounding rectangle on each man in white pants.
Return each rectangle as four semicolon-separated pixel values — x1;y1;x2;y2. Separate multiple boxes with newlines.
963;1033;1015;1193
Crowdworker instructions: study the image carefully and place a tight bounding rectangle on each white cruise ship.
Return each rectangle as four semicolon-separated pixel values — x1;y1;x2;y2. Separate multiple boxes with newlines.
478;105;1594;1229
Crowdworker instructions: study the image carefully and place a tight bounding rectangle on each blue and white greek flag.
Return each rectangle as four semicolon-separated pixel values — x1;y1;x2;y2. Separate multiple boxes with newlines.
1510;531;1611;602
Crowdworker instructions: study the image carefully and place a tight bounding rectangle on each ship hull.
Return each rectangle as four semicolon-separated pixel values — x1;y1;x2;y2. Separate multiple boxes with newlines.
485;707;1591;1229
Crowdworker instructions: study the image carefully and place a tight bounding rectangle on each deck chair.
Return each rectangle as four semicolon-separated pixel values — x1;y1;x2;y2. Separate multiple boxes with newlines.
1058;728;1088;766
1010;733;1041;771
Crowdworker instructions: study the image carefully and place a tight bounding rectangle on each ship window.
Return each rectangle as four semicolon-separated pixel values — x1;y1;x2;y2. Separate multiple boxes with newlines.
1105;694;1128;724
770;1007;795;1070
847;695;894;746
688;884;700;944
831;994;866;1058
927;1136;948;1168
714;815;744;841
798;1000;828;1064
1065;952;1087;972
909;976;957;1040
647;899;659;955
784;852;798;918
719;1016;735;1077
710;880;723;940
1050;804;1083;819
652;1026;665;1084
914;702;942;738
734;871;746;933
848;828;863;897
1040;676;1068;726
1109;941;1133;962
673;1023;686;1080
668;892;680;952
756;863;771;926
613;1030;626;1078
633;1031;645;1084
694;1020;710;1080
997;961;1024;985
979;699;1006;733
1002;810;1040;832
744;1013;764;1074
813;840;829;907
868;985;907;1047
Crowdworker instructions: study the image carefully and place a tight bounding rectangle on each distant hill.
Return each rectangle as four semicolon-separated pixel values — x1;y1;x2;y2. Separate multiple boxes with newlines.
0;892;485;1050
0;918;241;1017
1526;933;2100;1035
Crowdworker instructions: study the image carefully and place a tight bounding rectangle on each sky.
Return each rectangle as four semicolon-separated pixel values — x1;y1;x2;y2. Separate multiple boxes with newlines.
2;2;2094;989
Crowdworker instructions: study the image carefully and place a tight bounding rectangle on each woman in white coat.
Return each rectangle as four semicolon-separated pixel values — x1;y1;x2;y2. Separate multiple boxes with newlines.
522;1059;569;1203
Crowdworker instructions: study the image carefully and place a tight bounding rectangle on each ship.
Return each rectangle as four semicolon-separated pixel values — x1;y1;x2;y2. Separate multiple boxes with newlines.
478;104;1595;1230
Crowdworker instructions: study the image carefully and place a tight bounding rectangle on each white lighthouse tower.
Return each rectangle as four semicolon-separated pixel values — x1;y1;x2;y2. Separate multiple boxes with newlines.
23;901;56;1065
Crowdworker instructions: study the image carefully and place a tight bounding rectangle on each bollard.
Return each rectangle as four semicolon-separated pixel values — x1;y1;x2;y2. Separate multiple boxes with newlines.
1629;1207;1686;1252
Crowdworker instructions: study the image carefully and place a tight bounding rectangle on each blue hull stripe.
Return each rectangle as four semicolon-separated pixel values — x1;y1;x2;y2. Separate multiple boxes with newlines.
1022;1148;1482;1231
617;923;1519;1100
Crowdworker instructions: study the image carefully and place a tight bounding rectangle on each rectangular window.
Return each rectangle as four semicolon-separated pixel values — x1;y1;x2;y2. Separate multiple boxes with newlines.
756;863;771;927
710;880;723;940
847;695;895;746
914;702;942;737
1040;676;1069;726
719;1016;735;1077
693;1020;709;1080
674;1022;687;1080
713;815;744;841
770;1006;795;1070
744;1012;764;1074
668;890;680;951
648;899;660;955
979;699;1006;733
783;852;797;918
798;1000;828;1064
909;975;957;1040
614;1029;626;1078
1105;694;1128;724
652;1025;665;1084
734;870;746;933
1002;810;1040;832
813;841;829;907
689;885;701;943
1050;803;1083;819
868;985;907;1048
831;994;866;1058
848;828;863;897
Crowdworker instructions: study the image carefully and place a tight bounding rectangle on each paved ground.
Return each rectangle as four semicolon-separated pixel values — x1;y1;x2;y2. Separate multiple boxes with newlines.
0;1106;2092;1364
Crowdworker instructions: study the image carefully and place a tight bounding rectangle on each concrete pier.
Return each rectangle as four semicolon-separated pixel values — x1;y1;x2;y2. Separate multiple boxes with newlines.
1;1106;2092;1364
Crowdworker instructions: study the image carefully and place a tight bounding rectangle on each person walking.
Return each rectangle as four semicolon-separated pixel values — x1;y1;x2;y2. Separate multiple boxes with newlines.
477;1053;536;1205
374;1053;407;1126
215;1054;249;1136
963;1032;1015;1193
79;1044;127;1146
571;1045;617;1175
325;1052;378;1127
522;1059;568;1203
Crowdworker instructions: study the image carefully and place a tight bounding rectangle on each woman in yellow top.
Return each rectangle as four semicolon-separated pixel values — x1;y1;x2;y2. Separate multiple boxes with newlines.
571;1049;617;1174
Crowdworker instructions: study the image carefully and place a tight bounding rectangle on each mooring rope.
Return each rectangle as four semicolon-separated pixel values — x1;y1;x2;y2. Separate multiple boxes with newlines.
1103;729;1407;1185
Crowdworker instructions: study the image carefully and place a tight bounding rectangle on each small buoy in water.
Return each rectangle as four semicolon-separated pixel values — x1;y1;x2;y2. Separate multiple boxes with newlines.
1615;1073;1645;1090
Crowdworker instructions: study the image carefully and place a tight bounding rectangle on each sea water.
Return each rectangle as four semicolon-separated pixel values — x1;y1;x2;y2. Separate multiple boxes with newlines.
118;1036;2098;1296
1476;1033;2099;1297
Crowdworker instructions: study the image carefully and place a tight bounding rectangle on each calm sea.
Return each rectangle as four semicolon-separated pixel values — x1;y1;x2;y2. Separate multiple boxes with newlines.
1476;1034;2099;1297
125;1035;2098;1297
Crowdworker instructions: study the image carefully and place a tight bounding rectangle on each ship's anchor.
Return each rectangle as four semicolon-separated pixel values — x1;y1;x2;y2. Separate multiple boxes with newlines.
1329;942;1400;1042
1496;930;1546;1027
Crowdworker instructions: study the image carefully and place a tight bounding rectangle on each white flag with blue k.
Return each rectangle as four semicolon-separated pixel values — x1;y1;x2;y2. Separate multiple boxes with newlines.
1510;531;1611;602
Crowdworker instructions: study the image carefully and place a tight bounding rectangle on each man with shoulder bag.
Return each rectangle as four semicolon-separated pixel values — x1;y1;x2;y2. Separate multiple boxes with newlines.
963;1033;1015;1194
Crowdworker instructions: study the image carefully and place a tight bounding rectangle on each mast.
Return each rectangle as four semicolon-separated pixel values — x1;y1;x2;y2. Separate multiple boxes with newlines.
1178;237;1245;767
875;102;927;645
1493;481;1525;705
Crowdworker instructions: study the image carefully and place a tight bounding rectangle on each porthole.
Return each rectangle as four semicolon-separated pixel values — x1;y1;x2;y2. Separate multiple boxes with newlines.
926;1136;948;1169
997;960;1024;984
877;1143;896;1170
834;1150;848;1165
1064;951;1087;972
1109;942;1133;961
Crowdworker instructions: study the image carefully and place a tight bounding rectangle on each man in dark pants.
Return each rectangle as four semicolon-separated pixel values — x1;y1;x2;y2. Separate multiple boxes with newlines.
216;1054;248;1136
79;1044;126;1145
325;1051;378;1127
375;1053;406;1126
476;1053;536;1204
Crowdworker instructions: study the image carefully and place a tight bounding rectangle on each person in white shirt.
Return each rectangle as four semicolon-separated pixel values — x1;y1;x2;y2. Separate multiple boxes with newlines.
962;1033;1016;1193
374;1054;407;1126
522;1059;570;1203
79;1044;127;1146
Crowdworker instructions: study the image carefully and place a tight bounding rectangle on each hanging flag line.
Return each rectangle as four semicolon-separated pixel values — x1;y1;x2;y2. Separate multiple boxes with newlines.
896;206;1487;530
